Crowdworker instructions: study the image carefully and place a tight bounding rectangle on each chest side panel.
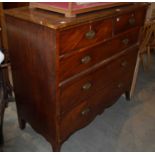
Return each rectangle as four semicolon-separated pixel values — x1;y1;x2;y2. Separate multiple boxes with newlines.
6;15;58;144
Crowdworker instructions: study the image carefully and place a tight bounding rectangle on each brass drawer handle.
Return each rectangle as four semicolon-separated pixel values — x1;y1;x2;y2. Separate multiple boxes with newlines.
117;83;124;88
82;82;92;90
122;38;129;45
81;108;90;116
85;30;96;39
129;18;136;26
81;55;92;64
121;61;128;67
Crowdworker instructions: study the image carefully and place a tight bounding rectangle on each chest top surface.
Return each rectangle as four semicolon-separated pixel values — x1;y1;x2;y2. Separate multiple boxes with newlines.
5;3;148;30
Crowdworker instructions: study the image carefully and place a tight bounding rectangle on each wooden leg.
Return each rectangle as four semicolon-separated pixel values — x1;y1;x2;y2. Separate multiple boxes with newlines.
16;106;26;130
125;91;131;101
130;56;140;98
0;117;4;145
18;118;26;130
52;142;61;152
147;46;151;69
140;54;147;71
0;114;4;152
0;145;3;152
0;102;5;145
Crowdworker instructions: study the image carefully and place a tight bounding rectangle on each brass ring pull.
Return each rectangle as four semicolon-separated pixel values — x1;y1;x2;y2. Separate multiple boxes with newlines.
122;38;129;45
121;61;128;67
81;55;92;64
81;108;90;116
85;30;96;39
82;82;92;90
129;18;136;26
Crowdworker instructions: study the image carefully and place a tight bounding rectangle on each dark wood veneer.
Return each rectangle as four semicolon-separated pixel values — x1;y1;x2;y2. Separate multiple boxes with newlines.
5;3;148;151
60;45;138;114
60;45;138;141
59;18;113;54
6;16;59;147
59;27;140;81
114;8;146;34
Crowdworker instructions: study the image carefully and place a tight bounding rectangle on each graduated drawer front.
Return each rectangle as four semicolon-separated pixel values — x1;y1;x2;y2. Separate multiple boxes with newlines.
60;46;138;142
59;18;112;55
60;27;140;81
114;9;146;34
60;46;138;114
60;74;131;142
60;100;96;142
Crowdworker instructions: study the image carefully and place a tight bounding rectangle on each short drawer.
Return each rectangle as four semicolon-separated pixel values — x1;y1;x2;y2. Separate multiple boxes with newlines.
60;27;140;81
114;9;146;34
60;45;138;114
59;18;112;55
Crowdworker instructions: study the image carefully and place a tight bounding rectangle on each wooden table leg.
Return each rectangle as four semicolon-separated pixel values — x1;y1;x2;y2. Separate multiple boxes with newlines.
130;55;140;98
0;99;5;146
0;112;4;145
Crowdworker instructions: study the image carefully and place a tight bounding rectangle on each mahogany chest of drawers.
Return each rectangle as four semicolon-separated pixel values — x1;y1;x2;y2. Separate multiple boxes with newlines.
5;3;148;151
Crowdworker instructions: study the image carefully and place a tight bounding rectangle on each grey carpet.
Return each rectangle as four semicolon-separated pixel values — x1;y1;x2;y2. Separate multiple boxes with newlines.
2;53;155;152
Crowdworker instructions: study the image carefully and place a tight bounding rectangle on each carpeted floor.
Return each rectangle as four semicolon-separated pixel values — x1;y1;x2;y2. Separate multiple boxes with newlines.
2;54;155;152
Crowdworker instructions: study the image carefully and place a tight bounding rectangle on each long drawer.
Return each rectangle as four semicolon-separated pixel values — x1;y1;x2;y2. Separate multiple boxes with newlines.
60;49;137;142
60;27;140;81
60;77;130;142
60;45;138;114
59;18;112;55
